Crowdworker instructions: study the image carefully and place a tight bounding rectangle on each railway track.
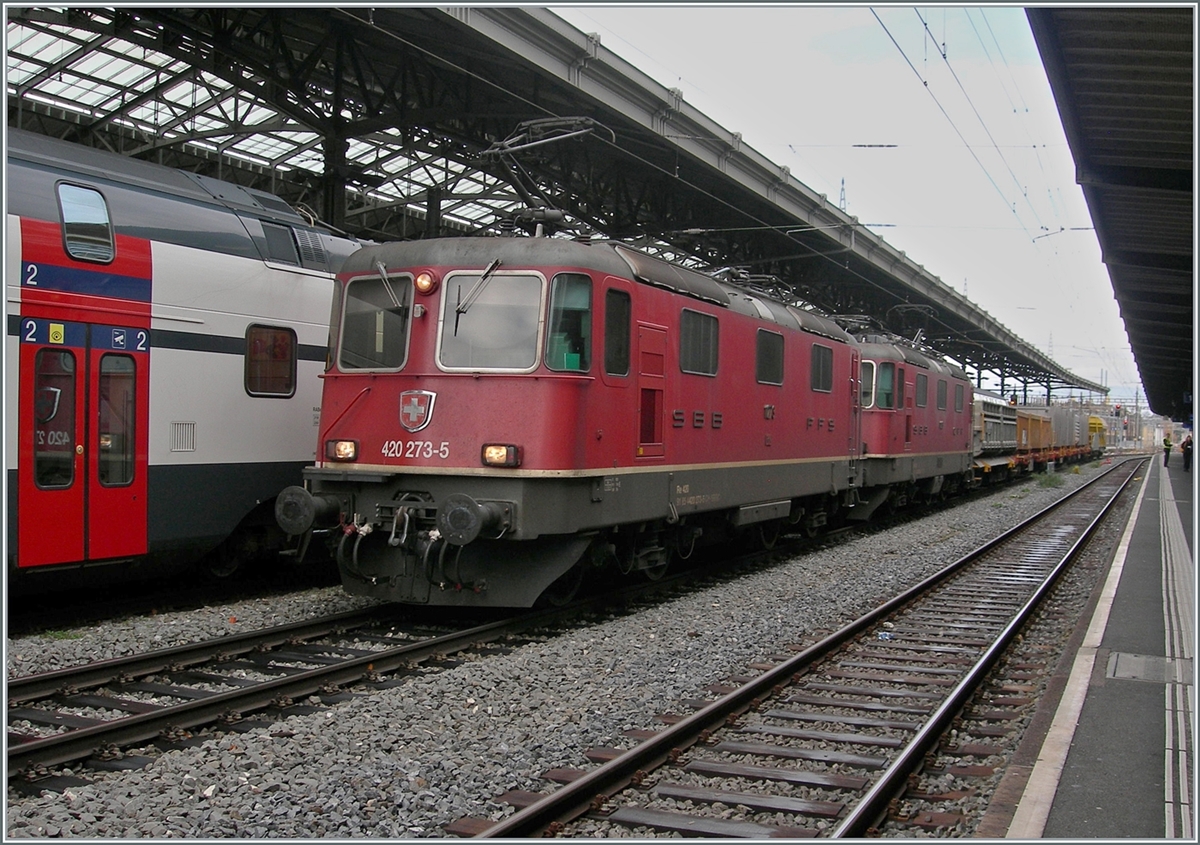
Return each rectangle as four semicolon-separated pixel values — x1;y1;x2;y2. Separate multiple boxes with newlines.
451;457;1145;838
6;553;777;786
6;604;542;783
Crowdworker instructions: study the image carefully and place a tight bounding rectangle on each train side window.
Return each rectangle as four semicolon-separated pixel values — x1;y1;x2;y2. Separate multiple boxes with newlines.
810;343;833;392
680;309;718;376
245;325;297;397
32;349;76;489
896;366;905;407
546;273;591;372
955;383;965;413
57;183;114;263
756;330;784;385
916;373;928;407
261;221;300;266
98;354;136;486
875;362;895;409
604;289;631;376
936;379;948;410
340;274;412;370
860;361;875;408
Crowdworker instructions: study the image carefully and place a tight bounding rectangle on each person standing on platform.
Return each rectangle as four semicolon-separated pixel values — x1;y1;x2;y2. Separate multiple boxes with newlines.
1163;434;1172;466
1182;434;1193;472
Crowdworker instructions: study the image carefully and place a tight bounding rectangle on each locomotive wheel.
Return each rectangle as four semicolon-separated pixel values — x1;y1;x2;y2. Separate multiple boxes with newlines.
757;520;781;550
536;563;584;607
642;554;669;581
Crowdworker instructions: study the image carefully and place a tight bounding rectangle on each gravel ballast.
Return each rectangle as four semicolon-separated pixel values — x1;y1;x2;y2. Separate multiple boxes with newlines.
5;465;1110;838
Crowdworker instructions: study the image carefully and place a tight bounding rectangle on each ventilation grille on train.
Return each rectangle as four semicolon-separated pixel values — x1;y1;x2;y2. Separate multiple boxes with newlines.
170;421;196;452
293;229;328;271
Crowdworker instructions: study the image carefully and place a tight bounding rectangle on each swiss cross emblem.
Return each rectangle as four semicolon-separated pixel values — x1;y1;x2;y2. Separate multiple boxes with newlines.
399;390;436;432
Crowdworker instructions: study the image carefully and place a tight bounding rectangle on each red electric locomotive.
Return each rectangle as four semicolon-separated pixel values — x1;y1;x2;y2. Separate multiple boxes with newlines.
855;337;974;515
277;234;975;607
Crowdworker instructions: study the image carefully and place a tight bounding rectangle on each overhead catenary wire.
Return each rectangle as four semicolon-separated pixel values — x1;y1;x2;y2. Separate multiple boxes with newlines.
872;7;1039;241
963;7;1060;231
329;7;1093;387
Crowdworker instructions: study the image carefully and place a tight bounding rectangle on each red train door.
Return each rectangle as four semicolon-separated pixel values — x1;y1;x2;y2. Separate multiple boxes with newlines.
18;317;150;568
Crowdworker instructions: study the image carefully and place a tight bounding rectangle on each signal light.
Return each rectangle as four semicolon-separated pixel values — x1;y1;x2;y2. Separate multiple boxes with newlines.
481;444;522;467
414;270;440;295
325;440;358;461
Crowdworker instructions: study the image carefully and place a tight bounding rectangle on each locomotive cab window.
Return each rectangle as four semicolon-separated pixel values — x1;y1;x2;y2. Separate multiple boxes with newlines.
57;183;113;263
545;273;591;372
810;344;833;392
246;325;297;397
955;383;965;413
439;271;542;371
756;330;784;385
680;309;718;376
339;273;412;370
916;373;928;407
860;361;875;408
875;362;895;409
604;288;631;376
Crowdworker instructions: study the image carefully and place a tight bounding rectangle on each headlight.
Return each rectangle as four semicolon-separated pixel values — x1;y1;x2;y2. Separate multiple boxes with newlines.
325;440;358;461
414;269;440;295
481;444;521;467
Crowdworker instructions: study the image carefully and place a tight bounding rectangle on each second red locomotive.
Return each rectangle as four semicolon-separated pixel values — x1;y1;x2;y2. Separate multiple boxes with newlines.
277;235;976;607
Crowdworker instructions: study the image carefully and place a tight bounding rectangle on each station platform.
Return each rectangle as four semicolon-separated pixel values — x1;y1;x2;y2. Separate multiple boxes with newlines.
985;453;1195;839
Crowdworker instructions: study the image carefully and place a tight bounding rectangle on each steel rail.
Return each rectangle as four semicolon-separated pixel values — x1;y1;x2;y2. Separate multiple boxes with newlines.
831;457;1143;836
475;458;1144;838
7;563;743;780
7;604;403;704
8;604;568;778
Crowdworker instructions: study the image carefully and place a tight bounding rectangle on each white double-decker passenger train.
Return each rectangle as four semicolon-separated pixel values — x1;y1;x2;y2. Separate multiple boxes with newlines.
6;128;362;589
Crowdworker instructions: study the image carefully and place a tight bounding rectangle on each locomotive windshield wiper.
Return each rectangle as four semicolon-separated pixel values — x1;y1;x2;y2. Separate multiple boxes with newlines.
374;260;404;310
454;257;501;335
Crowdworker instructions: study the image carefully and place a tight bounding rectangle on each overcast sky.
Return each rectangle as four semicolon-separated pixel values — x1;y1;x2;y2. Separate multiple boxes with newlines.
549;5;1142;406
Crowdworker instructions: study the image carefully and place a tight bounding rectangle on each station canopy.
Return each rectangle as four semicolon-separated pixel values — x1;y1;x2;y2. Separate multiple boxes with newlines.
7;7;1111;398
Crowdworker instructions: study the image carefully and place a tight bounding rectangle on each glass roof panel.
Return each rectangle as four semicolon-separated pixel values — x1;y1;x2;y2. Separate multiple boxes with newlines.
6;13;532;237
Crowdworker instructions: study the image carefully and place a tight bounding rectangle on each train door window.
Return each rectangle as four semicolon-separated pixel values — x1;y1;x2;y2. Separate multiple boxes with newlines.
859;361;875;407
98;354;136;486
756;330;784;385
245;325;297;397
916;373;928;407
896;367;905;407
811;344;833;392
955;383;965;413
57;183;113;263
33;349;77;488
546;273;591;372
340;274;412;370
936;379;948;410
680;309;718;375
604;289;631;376
261;221;300;266
875;362;895;409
